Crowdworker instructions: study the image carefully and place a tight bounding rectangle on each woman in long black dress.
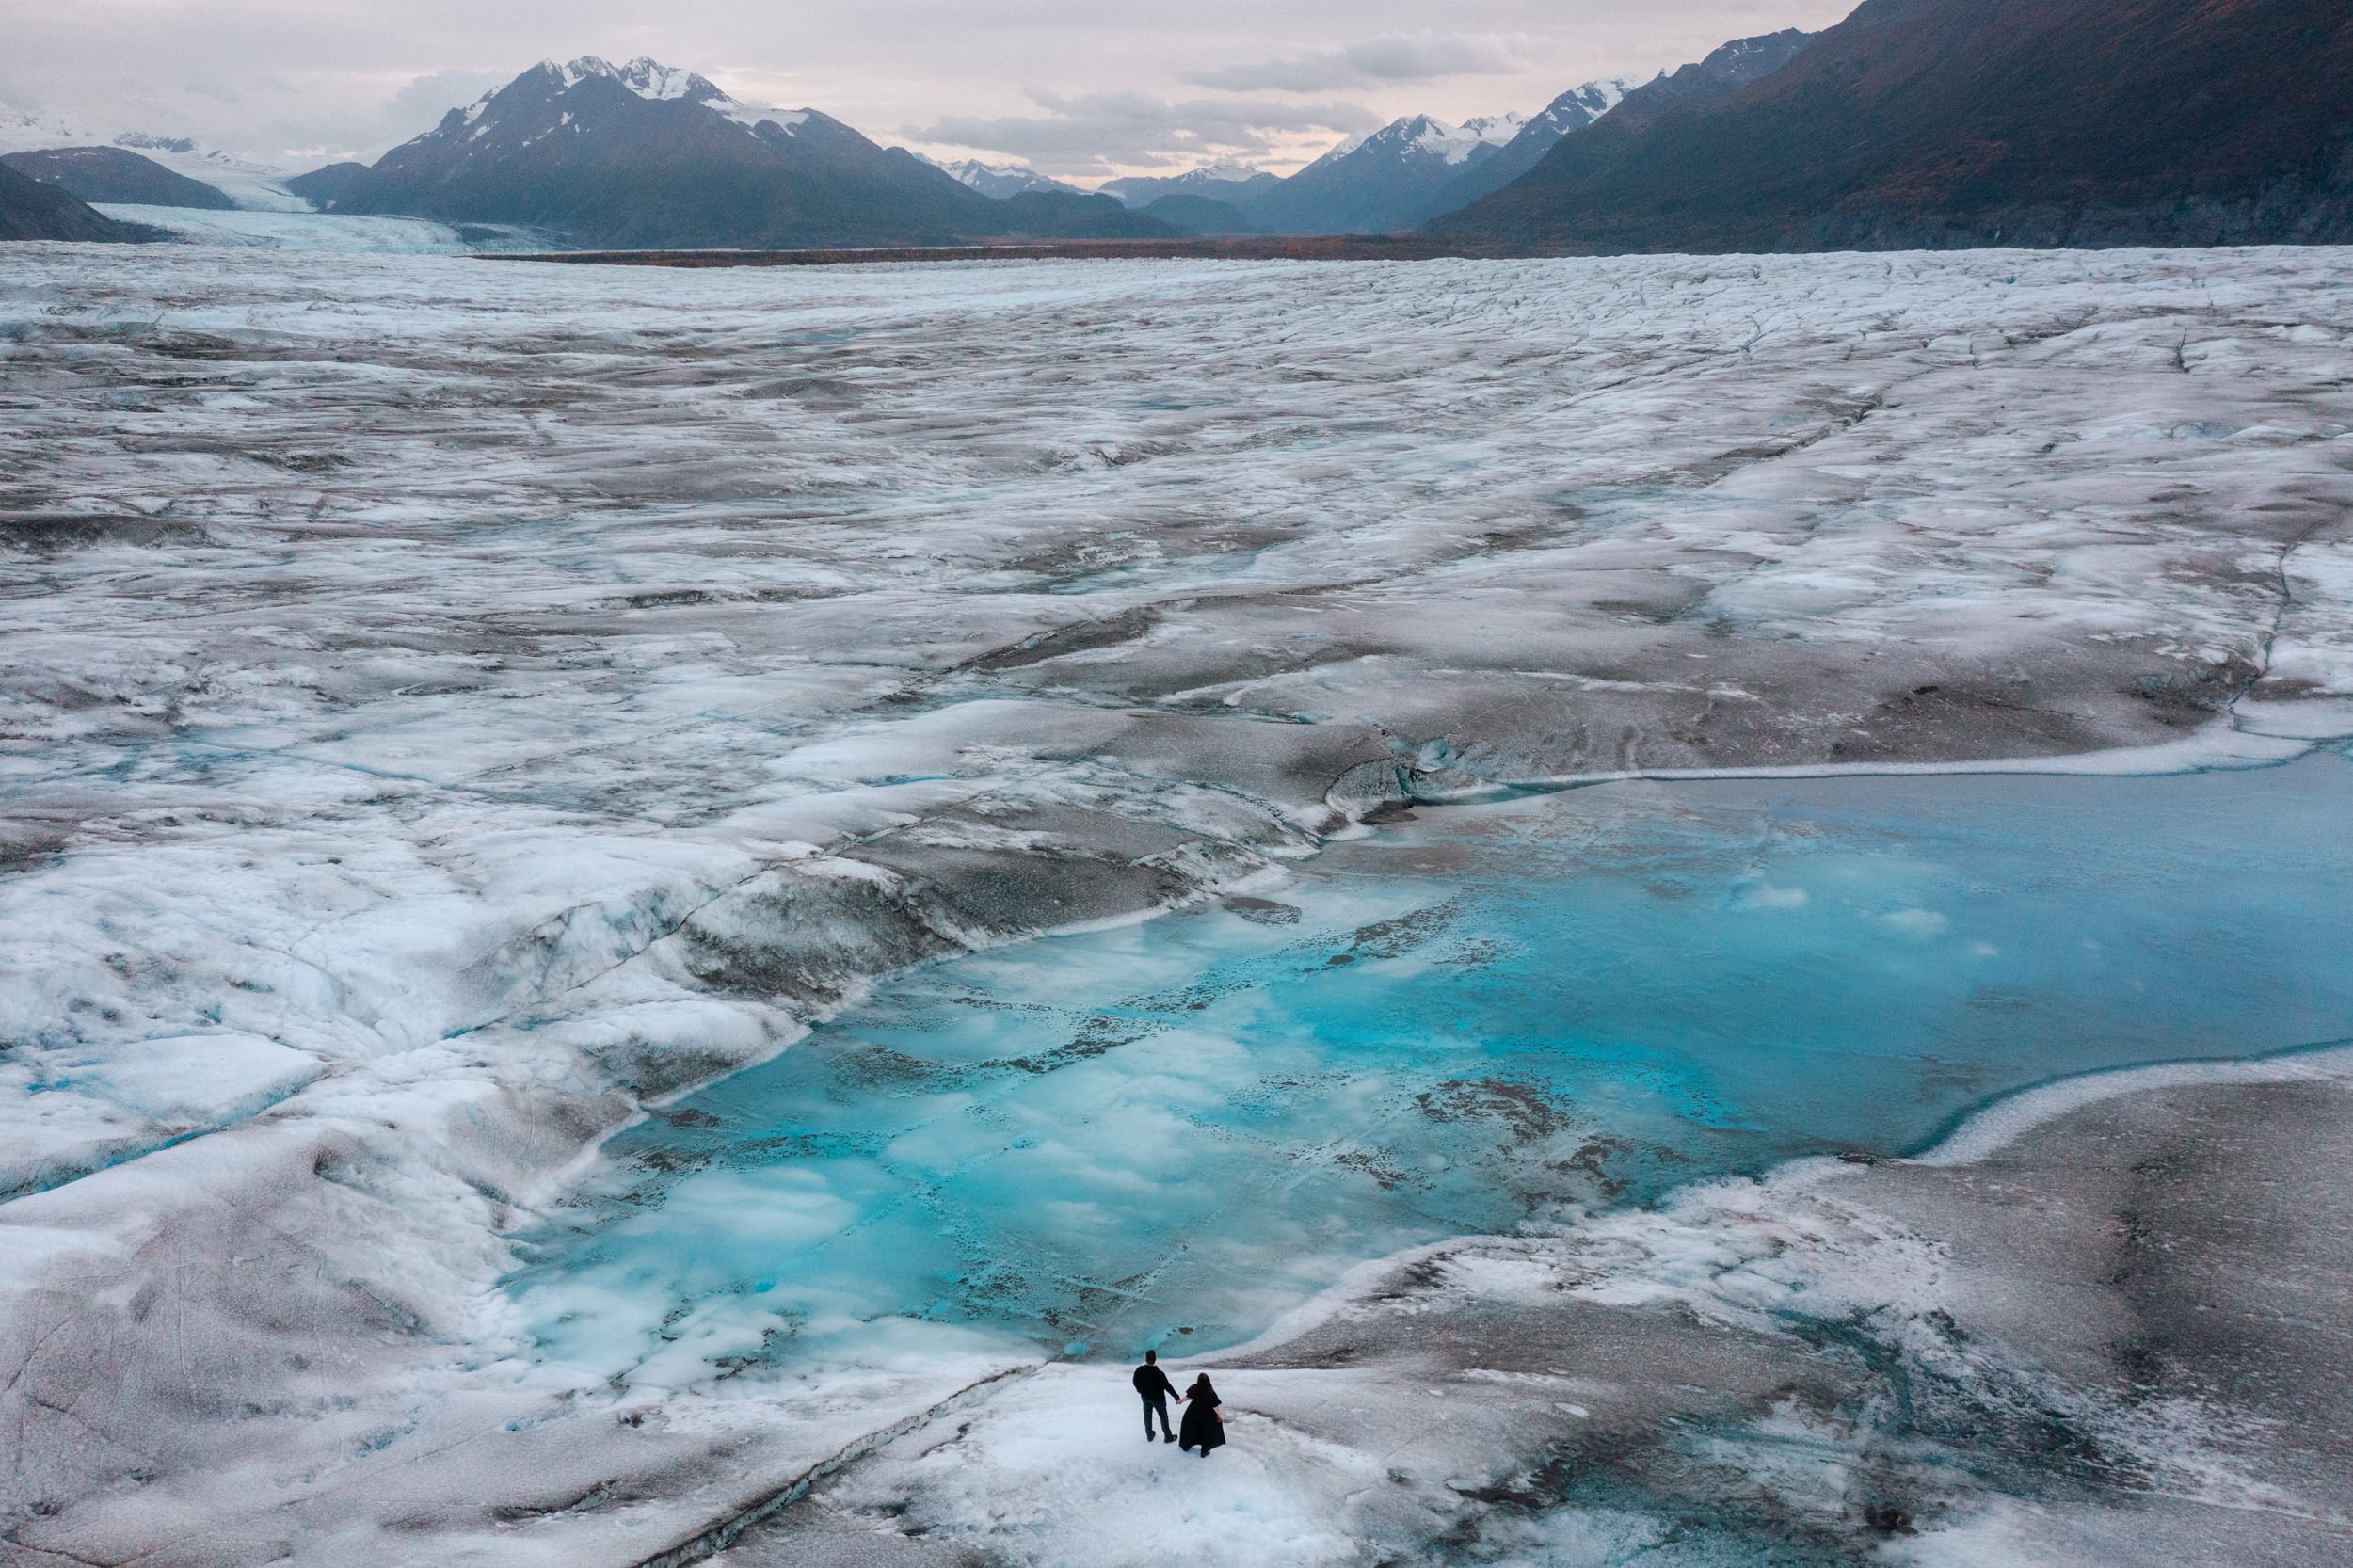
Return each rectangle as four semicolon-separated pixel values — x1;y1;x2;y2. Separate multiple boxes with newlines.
1176;1373;1225;1457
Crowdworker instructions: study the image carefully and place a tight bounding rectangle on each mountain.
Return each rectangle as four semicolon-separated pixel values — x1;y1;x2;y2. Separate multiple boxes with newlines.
0;159;162;241
1140;193;1266;234
1422;75;1649;216
991;189;1186;238
1433;0;2353;252
283;162;371;209
1520;79;1642;147
321;56;1000;248
1243;113;1527;234
2;146;236;209
0;107;309;210
1099;162;1280;209
931;157;1082;198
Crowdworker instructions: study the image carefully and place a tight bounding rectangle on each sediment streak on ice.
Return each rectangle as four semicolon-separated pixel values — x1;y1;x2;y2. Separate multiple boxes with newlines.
3;244;2351;1562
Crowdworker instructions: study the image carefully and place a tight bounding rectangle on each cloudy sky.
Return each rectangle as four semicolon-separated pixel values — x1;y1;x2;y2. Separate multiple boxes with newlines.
0;0;1855;180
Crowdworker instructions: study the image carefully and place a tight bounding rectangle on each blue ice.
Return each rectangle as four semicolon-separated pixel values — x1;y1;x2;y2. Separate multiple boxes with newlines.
512;749;2353;1389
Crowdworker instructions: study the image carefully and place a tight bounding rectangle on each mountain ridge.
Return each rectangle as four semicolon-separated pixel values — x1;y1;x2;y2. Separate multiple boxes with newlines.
1423;68;1699;217
2;146;237;209
318;56;1000;248
930;157;1083;198
309;56;1257;247
1433;0;2353;251
1099;162;1280;208
1092;73;1644;239
0;158;164;241
1222;112;1525;235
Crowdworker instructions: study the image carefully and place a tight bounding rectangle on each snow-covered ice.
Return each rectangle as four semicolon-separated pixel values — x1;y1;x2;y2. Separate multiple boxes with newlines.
3;243;2352;1564
93;204;567;253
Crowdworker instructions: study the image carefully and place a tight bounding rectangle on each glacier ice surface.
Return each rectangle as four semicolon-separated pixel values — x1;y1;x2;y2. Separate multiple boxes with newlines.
3;242;2352;1564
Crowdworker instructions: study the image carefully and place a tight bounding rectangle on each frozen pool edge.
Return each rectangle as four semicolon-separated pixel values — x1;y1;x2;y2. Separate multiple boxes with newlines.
1216;1032;2353;1368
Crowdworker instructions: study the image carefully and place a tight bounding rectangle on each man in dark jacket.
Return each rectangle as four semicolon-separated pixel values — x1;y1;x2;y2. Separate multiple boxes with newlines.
1132;1350;1178;1442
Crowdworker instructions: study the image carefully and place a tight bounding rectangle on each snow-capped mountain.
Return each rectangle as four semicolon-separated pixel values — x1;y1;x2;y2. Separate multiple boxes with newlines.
1428;28;1819;246
316;56;1002;248
1301;114;1522;176
0;105;308;211
1424;76;1645;216
1528;79;1641;141
928;157;1082;198
494;56;816;138
1455;113;1528;149
1435;0;2351;253
1099;160;1279;208
1242;112;1528;234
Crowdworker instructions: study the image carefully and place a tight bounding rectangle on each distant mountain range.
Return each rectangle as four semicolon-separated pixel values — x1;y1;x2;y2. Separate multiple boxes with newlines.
302;57;1210;248
1433;0;2353;251
1092;85;1644;237
1095;164;1280;236
1132;193;1267;235
312;58;995;248
1242;113;1526;234
1098;162;1281;207
1422;77;1644;217
7;0;2348;252
930;157;1082;198
992;189;1185;240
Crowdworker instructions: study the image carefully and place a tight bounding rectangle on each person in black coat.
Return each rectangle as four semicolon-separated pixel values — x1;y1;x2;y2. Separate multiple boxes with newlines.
1176;1373;1225;1457
1131;1350;1177;1442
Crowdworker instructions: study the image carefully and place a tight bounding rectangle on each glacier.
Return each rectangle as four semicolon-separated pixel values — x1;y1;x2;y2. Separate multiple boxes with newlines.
89;204;568;253
2;242;2351;1566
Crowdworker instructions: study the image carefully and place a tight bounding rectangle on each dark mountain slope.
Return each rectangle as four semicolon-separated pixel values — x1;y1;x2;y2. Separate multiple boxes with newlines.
2;147;236;209
328;58;999;248
1433;0;2353;252
284;161;371;210
992;190;1186;239
1427;38;1813;220
1245;115;1527;235
1420;84;1627;222
1099;166;1279;208
1141;193;1266;234
0;161;161;241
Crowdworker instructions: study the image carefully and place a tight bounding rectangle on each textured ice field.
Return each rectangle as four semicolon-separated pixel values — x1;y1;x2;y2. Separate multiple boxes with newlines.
3;244;2352;1564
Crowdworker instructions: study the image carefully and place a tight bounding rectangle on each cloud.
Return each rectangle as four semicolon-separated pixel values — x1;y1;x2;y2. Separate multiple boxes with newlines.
384;70;509;132
267;69;515;161
1191;32;1529;93
911;88;1381;174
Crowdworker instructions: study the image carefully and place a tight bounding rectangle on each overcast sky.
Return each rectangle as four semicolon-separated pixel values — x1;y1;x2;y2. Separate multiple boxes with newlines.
0;0;1856;180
